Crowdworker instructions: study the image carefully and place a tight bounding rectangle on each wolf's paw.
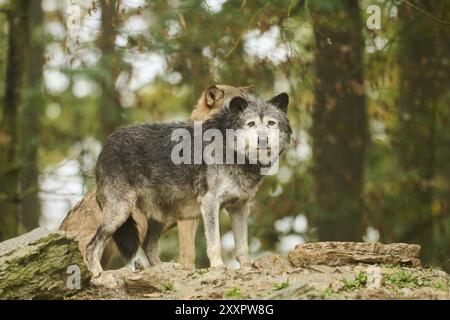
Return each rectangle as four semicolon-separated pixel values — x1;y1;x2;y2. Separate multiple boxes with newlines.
90;273;108;286
181;262;196;270
238;256;252;266
239;262;253;272
208;264;230;274
209;256;224;267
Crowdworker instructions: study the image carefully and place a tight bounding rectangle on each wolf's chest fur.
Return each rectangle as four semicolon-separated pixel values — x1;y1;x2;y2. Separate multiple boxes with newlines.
202;165;261;213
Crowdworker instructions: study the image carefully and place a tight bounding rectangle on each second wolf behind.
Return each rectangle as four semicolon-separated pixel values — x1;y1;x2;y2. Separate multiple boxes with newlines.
87;92;292;276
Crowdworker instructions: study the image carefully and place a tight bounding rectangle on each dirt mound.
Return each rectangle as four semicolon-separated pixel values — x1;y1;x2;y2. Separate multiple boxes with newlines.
73;249;450;300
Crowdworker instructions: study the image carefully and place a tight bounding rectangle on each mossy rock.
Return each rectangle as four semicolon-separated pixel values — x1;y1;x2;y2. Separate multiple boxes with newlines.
0;228;91;299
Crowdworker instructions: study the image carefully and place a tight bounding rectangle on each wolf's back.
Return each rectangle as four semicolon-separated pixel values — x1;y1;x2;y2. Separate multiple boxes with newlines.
95;122;195;187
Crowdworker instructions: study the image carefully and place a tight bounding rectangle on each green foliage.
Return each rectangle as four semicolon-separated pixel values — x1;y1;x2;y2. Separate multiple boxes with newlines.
343;272;368;290
387;270;427;289
272;280;290;291
320;288;334;299
432;282;449;291
224;287;242;298
162;281;175;292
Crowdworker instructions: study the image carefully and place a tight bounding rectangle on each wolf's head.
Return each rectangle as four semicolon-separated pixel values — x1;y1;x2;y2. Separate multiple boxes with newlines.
190;84;253;122
223;93;292;172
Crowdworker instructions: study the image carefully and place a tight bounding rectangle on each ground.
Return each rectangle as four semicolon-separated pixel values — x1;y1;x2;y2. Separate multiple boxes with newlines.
70;253;450;300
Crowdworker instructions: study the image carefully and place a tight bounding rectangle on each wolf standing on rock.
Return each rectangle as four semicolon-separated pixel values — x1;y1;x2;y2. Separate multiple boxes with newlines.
87;93;292;277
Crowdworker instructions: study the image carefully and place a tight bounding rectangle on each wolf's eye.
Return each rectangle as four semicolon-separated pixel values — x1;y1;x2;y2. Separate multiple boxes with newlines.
247;121;256;127
268;120;276;126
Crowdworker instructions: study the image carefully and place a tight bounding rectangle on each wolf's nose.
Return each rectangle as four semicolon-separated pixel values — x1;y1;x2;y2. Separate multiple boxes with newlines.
257;135;269;148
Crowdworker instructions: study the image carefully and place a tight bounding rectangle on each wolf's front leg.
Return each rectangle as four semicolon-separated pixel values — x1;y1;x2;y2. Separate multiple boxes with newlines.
201;193;224;267
229;204;251;267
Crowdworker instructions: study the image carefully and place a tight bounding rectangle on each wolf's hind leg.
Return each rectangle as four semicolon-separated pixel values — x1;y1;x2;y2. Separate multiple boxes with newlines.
129;247;150;271
143;218;164;266
87;200;133;277
127;208;150;270
178;218;198;268
229;204;251;267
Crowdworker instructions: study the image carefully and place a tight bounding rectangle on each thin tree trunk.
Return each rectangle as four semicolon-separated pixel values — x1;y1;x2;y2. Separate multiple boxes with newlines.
19;0;44;232
190;46;210;109
309;0;368;241
98;0;123;143
0;0;30;241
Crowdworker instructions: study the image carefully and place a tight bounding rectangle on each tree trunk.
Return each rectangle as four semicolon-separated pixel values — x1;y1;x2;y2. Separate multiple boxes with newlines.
98;0;123;143
397;1;450;263
19;0;44;233
189;46;211;110
0;0;30;241
309;0;368;241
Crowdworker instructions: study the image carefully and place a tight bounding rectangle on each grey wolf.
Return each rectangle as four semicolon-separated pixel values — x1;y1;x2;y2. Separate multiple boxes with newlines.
87;92;291;277
60;85;251;269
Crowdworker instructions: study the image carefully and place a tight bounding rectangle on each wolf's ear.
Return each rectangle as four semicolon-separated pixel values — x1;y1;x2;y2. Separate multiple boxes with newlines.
268;93;289;113
238;85;254;92
229;96;248;114
205;85;225;107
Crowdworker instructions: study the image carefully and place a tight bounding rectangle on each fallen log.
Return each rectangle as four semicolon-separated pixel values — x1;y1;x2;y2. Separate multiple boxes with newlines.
288;242;421;268
0;228;91;299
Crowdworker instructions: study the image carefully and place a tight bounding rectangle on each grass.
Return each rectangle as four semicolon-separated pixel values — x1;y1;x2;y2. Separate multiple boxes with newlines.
387;270;427;289
343;271;368;290
272;280;289;291
433;281;449;291
320;288;334;299
162;281;175;291
225;287;243;298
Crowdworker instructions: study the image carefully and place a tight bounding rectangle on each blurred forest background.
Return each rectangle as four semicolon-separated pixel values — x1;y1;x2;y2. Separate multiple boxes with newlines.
0;0;449;270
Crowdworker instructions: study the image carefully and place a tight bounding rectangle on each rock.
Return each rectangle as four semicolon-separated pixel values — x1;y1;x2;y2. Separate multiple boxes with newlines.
265;282;317;300
208;291;223;299
365;265;384;289
0;228;91;299
288;242;421;268
252;253;292;274
90;268;128;289
89;265;173;294
124;268;171;294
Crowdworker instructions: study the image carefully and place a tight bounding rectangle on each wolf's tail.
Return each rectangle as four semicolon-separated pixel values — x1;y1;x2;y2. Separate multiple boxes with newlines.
113;217;140;261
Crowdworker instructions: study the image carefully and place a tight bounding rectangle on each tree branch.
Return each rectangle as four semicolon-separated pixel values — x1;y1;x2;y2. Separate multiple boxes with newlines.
401;0;450;26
